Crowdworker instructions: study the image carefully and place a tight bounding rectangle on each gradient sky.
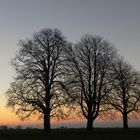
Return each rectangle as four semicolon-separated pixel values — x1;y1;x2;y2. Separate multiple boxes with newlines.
0;0;140;126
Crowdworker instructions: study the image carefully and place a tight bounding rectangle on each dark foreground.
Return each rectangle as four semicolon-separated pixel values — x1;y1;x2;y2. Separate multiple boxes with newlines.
0;128;140;140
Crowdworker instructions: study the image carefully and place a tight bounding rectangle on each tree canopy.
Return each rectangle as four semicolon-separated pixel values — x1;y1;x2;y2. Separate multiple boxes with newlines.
6;28;140;131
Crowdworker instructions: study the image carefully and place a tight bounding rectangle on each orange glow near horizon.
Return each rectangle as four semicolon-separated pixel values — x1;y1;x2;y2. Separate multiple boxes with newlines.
0;88;84;127
0;107;43;127
0;94;82;126
1;88;140;128
0;90;42;126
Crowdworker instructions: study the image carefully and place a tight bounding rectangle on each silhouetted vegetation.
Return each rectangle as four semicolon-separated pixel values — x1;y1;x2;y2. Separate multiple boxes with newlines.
6;28;68;133
6;28;140;133
64;35;116;130
0;125;8;130
105;57;140;129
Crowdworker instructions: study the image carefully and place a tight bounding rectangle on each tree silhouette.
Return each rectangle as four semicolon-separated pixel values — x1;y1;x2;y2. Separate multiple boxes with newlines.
64;35;116;130
106;57;140;129
6;28;67;132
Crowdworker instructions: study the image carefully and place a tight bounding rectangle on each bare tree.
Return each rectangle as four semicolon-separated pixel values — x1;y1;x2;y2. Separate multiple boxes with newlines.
6;28;67;132
106;57;140;129
64;35;116;130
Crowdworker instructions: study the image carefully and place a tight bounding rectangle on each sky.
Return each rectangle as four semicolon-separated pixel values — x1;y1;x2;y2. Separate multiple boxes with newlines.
0;0;140;127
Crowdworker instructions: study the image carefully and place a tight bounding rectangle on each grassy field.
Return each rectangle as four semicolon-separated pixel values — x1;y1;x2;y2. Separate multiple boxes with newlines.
0;128;140;140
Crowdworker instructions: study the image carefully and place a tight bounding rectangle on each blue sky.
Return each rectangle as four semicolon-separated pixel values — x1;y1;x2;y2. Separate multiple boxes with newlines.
0;0;140;125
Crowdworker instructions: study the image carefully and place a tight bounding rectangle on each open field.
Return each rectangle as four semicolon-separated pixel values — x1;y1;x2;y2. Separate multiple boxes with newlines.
0;128;140;140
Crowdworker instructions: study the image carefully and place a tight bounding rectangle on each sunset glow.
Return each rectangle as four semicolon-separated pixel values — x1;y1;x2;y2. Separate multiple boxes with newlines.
0;0;140;128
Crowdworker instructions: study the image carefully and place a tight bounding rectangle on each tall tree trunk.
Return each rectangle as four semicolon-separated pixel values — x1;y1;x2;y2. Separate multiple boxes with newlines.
44;86;51;133
123;113;128;129
86;116;93;130
44;111;51;133
122;91;128;129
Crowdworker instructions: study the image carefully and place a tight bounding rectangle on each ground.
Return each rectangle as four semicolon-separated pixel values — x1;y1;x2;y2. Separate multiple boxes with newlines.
0;128;140;140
